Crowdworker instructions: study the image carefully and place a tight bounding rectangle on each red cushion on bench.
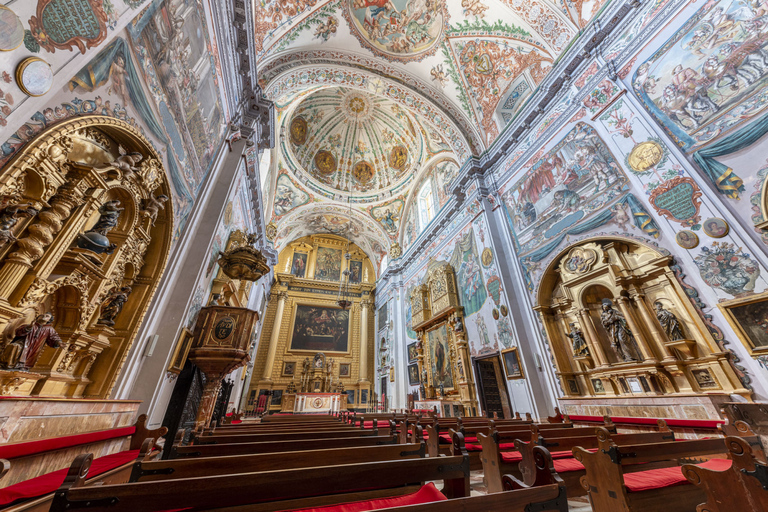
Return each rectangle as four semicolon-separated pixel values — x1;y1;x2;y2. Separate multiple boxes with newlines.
500;451;522;463
624;458;732;492
466;444;483;451
566;415;725;430
0;449;140;506
286;482;447;512
553;458;585;473
499;442;517;450
0;426;137;460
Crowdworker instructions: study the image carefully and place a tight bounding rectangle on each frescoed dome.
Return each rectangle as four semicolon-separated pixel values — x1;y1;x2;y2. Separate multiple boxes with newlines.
344;0;449;63
285;86;425;198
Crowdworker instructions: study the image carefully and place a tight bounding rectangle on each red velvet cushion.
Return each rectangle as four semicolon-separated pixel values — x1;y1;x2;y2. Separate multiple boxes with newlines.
500;451;522;463
567;415;724;430
499;443;517;450
0;449;140;506
439;434;451;444
232;420;242;424
466;444;483;451
553;458;585;473
624;459;732;492
362;421;376;429
284;482;447;512
0;427;137;460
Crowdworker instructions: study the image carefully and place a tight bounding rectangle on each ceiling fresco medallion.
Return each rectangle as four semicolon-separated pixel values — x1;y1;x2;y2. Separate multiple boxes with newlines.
344;0;449;64
290;117;308;145
389;145;408;170
314;150;337;175
353;161;375;184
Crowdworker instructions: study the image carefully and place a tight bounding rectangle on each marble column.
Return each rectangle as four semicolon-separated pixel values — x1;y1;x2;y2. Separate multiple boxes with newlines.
359;299;372;384
262;291;288;382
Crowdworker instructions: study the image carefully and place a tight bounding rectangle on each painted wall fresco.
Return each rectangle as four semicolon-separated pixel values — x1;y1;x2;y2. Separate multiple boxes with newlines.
273;171;311;218
633;0;768;151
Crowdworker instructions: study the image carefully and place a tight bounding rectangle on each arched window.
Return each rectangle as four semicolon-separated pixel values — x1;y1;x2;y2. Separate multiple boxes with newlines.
379;253;388;274
418;180;435;227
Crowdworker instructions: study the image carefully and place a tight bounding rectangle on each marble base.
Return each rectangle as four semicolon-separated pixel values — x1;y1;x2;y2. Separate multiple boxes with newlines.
559;393;730;429
0;397;141;487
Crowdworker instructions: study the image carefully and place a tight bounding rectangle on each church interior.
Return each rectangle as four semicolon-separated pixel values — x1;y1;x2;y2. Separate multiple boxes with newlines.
2;0;768;510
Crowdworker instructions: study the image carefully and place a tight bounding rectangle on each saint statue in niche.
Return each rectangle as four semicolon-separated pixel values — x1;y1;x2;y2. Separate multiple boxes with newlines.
0;312;62;370
655;302;685;341
566;322;590;357
600;299;639;362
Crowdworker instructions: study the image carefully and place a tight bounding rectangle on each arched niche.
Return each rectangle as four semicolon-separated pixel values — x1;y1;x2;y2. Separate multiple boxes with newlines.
534;237;749;400
0;116;174;398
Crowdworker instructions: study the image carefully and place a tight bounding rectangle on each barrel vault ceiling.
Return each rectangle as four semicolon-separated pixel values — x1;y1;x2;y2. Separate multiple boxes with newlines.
256;0;607;269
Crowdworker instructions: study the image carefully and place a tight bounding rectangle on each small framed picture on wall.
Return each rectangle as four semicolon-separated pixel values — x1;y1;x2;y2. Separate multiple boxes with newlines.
407;342;417;363
501;347;524;379
339;363;351;377
407;364;419;385
282;361;296;377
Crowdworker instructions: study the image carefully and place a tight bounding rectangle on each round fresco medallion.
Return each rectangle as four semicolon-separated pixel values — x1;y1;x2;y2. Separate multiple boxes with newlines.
16;57;53;97
352;161;375;184
481;247;493;267
500;305;508;317
388;145;408;170
0;6;24;52
675;230;699;250
290;116;308;145
344;0;449;64
314;150;337;175
702;218;729;238
492;308;500;320
627;140;664;173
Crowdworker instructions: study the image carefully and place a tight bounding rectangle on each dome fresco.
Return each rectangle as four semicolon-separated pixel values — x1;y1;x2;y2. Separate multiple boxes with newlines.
285;86;425;198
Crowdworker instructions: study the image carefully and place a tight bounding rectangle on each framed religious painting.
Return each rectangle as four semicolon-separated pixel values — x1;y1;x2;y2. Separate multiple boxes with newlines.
167;328;194;375
407;341;418;363
407;364;419;386
282;361;296;377
289;304;350;353
501;347;524;379
348;260;363;284
339;363;351;377
425;322;455;392
290;251;308;278
718;292;768;356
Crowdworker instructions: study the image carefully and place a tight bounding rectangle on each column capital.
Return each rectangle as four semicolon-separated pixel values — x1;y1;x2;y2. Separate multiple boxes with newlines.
272;290;289;302
360;299;374;309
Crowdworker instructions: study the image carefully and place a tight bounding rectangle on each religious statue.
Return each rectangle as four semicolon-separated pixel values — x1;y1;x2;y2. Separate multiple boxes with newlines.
600;300;639;362
208;294;221;306
566;323;590;357
98;286;132;326
91;200;124;236
95;146;143;179
655;302;685;341
419;367;427;400
302;357;311;374
0;312;62;370
0;204;38;249
452;317;464;333
438;383;445;398
141;194;169;226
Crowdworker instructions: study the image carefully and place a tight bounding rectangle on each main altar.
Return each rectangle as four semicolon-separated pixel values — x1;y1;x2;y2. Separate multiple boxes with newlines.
290;392;346;414
280;352;348;413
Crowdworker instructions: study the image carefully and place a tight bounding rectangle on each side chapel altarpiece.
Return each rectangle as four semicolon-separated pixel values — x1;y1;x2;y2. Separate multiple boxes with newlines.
411;262;478;416
0;117;174;398
535;239;749;415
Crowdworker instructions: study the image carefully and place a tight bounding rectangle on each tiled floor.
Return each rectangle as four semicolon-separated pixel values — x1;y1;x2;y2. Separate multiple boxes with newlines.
468;470;594;511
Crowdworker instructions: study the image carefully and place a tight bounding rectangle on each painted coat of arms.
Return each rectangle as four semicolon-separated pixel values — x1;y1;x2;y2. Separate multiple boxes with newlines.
27;0;110;54
694;242;760;297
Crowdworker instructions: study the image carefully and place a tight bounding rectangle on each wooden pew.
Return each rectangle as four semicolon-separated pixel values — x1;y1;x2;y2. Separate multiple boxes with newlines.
50;446;471;511
478;420;620;493
200;422;359;436
194;426;379;445
683;435;768;512
511;426;676;497
261;413;341;423
170;429;398;458
573;426;760;512
130;442;427;482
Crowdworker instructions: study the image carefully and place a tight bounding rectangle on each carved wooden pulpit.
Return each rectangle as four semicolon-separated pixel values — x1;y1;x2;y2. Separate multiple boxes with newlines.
189;305;258;429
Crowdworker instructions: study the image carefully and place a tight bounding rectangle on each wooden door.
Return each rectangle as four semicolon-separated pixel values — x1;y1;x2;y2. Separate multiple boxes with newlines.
474;357;511;418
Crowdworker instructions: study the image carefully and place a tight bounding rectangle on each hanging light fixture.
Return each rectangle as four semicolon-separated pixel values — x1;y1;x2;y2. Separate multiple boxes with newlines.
337;200;353;310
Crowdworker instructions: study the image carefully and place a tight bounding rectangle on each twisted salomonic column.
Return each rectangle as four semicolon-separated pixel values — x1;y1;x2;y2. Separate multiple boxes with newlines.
262;291;288;381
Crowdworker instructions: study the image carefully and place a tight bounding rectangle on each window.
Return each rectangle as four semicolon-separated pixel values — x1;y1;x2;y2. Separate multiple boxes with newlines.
418;180;435;227
379;254;388;274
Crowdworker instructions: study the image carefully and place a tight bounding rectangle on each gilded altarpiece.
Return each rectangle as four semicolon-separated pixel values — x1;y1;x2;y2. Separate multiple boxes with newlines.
250;235;376;410
535;239;749;417
0;117;173;398
412;262;478;416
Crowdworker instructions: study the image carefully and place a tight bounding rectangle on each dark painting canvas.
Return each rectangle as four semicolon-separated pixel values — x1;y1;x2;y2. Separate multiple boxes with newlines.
290;305;350;352
290;252;307;278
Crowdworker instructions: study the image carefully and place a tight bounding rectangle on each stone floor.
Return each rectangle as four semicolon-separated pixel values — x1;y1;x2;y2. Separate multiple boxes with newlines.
468;470;593;511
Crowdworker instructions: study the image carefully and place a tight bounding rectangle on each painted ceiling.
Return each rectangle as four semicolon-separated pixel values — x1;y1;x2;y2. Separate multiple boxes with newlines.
258;0;609;269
